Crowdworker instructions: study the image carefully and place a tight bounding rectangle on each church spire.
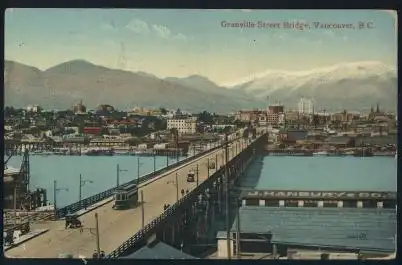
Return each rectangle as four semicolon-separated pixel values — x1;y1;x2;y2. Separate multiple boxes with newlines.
376;103;380;113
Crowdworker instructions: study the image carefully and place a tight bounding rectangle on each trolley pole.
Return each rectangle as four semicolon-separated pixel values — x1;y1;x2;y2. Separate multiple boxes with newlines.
196;164;199;186
141;190;145;229
79;174;82;202
236;199;241;259
207;158;210;177
53;180;57;212
175;172;179;202
116;164;127;188
95;213;101;256
13;185;17;227
117;164;120;187
153;153;156;174
137;156;140;183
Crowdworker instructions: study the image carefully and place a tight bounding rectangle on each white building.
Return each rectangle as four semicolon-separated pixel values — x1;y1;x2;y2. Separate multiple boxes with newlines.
298;97;313;115
26;104;41;113
167;116;197;135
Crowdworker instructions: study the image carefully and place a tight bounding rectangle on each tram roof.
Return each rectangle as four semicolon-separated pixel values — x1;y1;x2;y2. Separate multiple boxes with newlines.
231;206;396;253
116;183;138;191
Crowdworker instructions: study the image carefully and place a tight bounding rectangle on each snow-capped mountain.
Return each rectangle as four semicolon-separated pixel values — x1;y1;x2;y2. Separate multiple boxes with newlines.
223;61;397;111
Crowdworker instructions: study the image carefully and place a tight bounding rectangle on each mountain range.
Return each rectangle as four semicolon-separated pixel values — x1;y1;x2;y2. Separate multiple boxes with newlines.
4;60;397;113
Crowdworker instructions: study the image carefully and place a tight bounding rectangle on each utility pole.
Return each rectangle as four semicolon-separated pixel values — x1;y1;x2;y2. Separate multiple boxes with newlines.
95;213;101;256
176;130;179;163
207;158;210;177
80;174;93;207
196;164;199;186
236;199;241;259
224;132;231;259
137;156;140;183
53;180;68;214
216;153;218;169
153;152;156;174
141;190;145;229
116;164;128;188
13;184;18;227
175;172;179;202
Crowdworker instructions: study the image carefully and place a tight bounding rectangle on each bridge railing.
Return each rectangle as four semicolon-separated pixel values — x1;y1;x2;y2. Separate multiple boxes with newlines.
55;138;241;219
4;222;30;237
106;135;265;258
107;164;228;258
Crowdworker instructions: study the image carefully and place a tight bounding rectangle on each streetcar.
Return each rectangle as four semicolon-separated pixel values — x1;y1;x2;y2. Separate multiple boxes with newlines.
113;183;139;210
187;169;195;182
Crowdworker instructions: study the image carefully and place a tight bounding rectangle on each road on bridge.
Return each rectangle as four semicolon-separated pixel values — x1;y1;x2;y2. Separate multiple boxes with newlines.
5;138;250;258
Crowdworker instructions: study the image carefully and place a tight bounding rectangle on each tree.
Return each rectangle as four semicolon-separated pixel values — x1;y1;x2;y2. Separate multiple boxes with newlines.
198;111;214;124
159;107;168;115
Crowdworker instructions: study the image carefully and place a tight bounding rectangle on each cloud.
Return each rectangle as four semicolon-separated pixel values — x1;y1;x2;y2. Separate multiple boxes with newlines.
125;19;188;41
173;33;187;41
101;23;117;31
126;19;150;34
152;24;171;38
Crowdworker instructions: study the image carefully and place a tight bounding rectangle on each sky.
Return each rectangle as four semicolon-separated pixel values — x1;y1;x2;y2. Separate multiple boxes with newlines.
4;9;397;85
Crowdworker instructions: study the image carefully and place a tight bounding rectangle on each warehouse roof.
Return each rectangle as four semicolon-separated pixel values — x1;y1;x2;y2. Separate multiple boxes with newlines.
120;241;197;259
232;206;396;253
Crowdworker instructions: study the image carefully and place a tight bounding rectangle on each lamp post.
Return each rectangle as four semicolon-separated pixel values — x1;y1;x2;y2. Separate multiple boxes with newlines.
153;152;156;174
116;164;127;187
53;180;68;213
137;156;143;183
196;164;199;186
207;158;210;177
79;174;93;207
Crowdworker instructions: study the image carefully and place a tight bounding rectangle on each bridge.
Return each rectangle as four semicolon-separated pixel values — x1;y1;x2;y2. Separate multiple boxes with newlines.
5;133;267;258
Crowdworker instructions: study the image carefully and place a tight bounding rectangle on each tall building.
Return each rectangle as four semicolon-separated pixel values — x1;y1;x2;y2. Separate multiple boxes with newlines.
298;97;313;114
73;100;86;114
167;116;197;135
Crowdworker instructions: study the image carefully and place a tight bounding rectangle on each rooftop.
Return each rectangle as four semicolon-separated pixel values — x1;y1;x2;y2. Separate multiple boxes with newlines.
4;165;20;175
232;206;396;253
120;241;197;259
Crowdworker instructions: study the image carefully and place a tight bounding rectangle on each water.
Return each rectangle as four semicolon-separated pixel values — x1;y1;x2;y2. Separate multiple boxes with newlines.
6;155;186;208
240;156;397;192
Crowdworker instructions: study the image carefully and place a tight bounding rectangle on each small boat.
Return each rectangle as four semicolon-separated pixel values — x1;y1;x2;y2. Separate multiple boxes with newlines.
344;151;356;156
313;151;328;156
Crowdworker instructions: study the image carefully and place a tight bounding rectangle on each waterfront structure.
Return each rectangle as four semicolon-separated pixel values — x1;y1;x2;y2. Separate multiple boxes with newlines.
216;206;396;259
167;116;197;135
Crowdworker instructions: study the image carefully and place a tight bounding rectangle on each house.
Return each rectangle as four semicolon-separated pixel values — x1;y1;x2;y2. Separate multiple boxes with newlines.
278;130;308;143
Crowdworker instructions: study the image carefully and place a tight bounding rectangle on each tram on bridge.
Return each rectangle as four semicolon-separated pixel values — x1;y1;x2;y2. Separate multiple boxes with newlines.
113;184;139;210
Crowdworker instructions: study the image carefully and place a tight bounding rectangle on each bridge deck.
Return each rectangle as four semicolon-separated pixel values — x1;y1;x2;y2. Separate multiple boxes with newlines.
5;139;247;258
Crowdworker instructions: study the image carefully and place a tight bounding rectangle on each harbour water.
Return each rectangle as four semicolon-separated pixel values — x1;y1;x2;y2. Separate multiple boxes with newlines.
6;155;187;208
6;154;397;209
240;156;397;192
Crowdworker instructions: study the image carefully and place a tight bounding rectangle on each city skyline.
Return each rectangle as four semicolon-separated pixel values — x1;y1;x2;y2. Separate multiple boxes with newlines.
5;9;397;85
